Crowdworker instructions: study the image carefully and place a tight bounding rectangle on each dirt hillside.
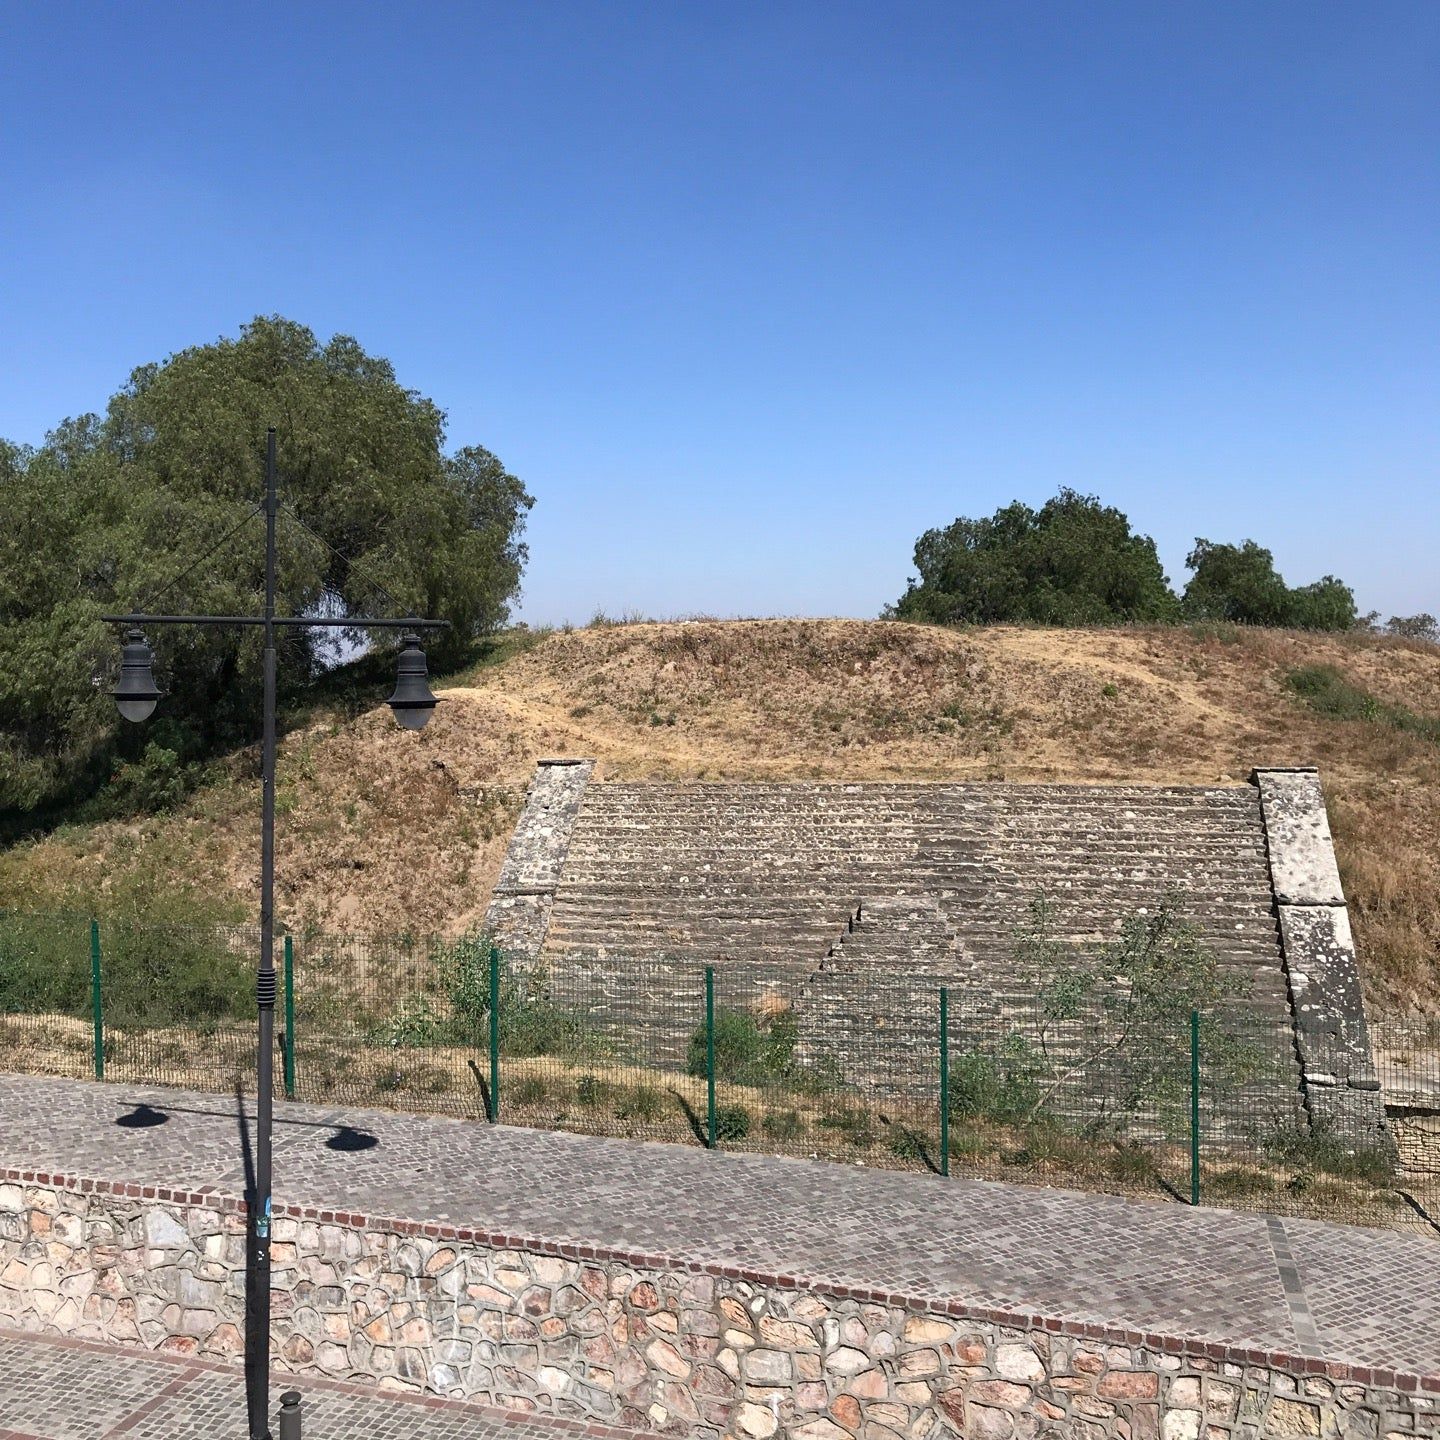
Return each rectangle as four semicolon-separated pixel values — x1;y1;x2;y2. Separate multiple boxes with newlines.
3;619;1436;1012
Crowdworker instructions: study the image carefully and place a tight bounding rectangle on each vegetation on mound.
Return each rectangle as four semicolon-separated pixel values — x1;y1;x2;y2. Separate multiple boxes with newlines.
891;488;1364;632
1287;665;1440;746
0;316;532;820
0;616;1437;1006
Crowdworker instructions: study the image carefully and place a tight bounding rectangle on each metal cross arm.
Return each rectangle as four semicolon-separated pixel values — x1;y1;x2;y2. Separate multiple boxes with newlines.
101;614;451;629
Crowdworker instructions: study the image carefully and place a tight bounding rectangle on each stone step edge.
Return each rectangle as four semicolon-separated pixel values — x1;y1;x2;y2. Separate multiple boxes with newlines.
5;1162;1435;1393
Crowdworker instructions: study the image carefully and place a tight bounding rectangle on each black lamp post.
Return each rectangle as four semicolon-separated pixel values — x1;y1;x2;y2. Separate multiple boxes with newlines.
103;428;447;1440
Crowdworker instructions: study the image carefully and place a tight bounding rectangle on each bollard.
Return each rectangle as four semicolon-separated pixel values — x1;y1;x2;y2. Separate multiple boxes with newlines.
278;1389;302;1439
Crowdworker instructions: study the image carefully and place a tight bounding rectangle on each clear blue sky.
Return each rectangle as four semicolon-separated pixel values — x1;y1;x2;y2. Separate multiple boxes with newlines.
2;2;1436;624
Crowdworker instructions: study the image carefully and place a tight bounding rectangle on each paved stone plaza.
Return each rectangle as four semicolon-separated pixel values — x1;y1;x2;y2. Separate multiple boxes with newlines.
0;1327;649;1438
2;1074;1438;1438
2;1074;1436;1374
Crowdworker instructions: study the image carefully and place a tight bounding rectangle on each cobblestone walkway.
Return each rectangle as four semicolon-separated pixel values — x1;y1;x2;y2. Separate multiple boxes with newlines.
0;1328;649;1439
2;1074;1438;1381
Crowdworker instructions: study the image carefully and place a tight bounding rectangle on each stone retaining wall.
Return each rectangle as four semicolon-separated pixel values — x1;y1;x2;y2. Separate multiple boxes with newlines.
1252;768;1389;1149
2;1173;1435;1440
482;759;595;960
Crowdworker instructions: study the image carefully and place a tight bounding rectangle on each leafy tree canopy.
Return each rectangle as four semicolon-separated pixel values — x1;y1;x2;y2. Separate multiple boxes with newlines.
0;317;533;815
1386;613;1438;642
889;489;1178;626
1182;540;1356;632
890;493;1365;636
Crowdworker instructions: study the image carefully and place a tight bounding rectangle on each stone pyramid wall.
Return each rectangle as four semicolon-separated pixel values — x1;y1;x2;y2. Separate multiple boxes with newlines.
484;763;1386;1146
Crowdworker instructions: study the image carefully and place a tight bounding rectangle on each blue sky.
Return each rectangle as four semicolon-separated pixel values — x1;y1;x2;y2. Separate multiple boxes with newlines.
2;2;1436;624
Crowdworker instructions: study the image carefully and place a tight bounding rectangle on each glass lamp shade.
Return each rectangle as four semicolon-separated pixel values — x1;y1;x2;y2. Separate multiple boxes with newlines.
115;696;159;723
387;633;439;730
111;630;160;724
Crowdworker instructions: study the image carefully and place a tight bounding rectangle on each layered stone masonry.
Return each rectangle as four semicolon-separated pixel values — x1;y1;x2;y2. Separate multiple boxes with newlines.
482;760;595;960
2;1176;1436;1440
793;898;962;1101
1252;769;1389;1149
487;766;1387;1151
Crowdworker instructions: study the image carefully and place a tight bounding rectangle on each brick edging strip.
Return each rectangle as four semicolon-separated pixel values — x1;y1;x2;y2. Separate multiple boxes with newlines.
5;1165;1436;1396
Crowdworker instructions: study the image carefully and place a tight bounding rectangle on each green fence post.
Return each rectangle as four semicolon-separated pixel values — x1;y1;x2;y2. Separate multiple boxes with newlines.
282;935;296;1100
489;945;501;1123
89;919;104;1081
939;986;950;1178
1189;1008;1201;1206
705;965;717;1149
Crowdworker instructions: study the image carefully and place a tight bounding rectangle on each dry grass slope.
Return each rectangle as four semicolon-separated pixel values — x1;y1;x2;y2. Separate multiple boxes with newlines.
2;619;1436;1012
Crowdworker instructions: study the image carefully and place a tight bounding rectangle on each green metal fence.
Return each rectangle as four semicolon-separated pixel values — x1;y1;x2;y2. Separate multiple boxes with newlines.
1;909;1436;1235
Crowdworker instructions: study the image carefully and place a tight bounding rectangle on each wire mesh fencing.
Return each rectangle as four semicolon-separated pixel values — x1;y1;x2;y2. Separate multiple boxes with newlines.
2;910;1436;1236
0;910;99;1082
0;909;262;1090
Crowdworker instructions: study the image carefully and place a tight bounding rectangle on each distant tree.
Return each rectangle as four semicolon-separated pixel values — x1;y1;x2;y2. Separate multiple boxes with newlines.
1182;540;1356;632
890;489;1178;626
1387;614;1439;642
1181;540;1292;626
1287;576;1359;633
0;317;534;815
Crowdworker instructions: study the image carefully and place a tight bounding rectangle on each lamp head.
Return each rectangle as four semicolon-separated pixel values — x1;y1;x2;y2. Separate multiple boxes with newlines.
111;629;160;723
387;632;439;731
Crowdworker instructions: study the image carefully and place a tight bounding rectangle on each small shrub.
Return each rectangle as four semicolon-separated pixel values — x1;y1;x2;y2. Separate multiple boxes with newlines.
1204;1165;1276;1199
511;1075;550;1107
375;995;443;1048
616;1085;665;1123
820;1106;876;1147
444;939;607;1059
762;1107;803;1140
1104;1140;1156;1186
950;1042;1040;1123
575;1073;609;1107
1101;682;1119;699
1260;1119;1395;1186
686;1006;799;1085
1286;666;1440;745
715;1103;751;1140
946;1124;989;1160
886;1126;926;1162
100;740;199;817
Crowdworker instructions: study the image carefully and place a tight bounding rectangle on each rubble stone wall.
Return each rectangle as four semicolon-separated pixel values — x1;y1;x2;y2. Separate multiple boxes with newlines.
2;1173;1436;1439
481;759;594;960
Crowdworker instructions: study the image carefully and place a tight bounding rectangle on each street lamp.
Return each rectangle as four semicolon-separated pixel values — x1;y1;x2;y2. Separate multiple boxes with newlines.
110;630;160;722
103;428;448;1440
386;632;440;730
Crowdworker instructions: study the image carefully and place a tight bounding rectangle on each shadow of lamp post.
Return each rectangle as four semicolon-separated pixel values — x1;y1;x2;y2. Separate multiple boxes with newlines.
103;427;447;1440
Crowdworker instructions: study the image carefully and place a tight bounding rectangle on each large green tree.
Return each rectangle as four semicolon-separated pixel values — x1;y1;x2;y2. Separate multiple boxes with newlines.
1182;539;1356;631
0;317;533;814
889;489;1178;626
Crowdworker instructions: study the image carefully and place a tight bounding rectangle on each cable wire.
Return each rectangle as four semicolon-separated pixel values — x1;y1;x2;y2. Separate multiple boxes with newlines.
130;501;266;615
276;501;415;620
